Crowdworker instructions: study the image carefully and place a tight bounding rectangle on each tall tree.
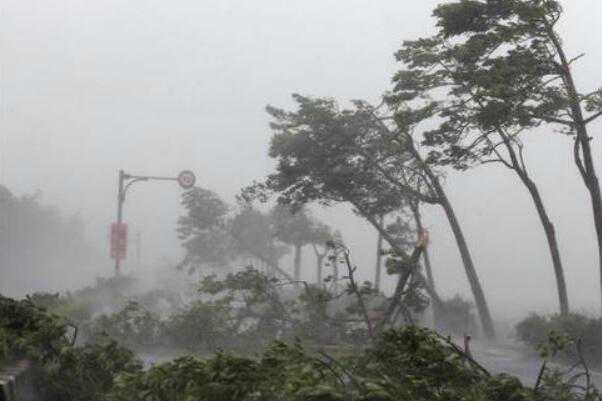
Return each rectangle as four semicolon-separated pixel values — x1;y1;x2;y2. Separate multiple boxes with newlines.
177;187;234;271
399;0;601;311
270;205;315;281
252;94;494;338
308;222;339;285
359;101;496;339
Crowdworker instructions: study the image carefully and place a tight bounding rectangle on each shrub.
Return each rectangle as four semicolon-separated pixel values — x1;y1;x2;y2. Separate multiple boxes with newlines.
516;313;602;368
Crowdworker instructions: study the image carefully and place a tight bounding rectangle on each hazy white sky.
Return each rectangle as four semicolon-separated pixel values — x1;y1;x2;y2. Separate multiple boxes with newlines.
1;0;601;320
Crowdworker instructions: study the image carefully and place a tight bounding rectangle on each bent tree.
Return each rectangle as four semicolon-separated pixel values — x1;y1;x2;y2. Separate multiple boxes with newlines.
257;94;495;338
367;102;496;339
416;0;602;310
390;1;573;315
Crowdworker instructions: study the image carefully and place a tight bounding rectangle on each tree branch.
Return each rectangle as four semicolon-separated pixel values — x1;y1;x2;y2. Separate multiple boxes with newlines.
584;110;602;125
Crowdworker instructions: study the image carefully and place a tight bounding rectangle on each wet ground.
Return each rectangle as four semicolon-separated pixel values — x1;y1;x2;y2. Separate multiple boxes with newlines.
469;339;602;388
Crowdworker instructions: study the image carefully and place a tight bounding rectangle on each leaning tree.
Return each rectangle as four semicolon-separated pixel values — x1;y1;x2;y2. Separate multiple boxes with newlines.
398;0;602;312
249;94;495;338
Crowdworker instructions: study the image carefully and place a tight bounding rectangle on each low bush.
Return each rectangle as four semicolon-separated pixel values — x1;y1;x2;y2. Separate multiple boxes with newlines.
516;313;602;368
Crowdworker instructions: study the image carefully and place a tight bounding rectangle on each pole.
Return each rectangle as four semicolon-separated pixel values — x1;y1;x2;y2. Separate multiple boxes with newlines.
111;169;195;276
115;169;125;275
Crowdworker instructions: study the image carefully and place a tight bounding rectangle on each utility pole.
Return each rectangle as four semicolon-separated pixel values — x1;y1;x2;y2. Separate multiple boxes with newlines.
114;170;126;274
110;169;196;275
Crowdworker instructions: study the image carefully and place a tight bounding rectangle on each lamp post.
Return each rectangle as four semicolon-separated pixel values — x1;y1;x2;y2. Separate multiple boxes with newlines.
112;169;196;275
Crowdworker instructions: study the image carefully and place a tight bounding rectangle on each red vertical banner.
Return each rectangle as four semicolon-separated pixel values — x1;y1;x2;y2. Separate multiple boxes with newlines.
110;223;128;260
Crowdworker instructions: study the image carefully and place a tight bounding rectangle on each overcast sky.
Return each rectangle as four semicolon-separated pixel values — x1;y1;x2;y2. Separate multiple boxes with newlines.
1;0;601;320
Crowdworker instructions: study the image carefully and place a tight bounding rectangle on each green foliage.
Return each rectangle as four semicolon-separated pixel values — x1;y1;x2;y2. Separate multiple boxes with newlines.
165;299;236;353
0;295;68;362
2;291;596;401
84;301;165;352
229;206;290;272
0;294;141;401
516;313;602;367
106;326;581;401
177;188;291;276
28;291;94;325
42;340;142;401
392;0;601;171
178;187;235;270
270;205;317;248
257;94;431;218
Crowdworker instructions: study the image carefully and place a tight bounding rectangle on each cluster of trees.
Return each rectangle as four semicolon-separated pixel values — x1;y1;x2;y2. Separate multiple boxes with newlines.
177;187;342;283
0;185;99;295
241;0;602;340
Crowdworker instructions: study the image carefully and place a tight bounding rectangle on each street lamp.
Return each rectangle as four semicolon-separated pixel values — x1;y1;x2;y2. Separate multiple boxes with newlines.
111;169;196;275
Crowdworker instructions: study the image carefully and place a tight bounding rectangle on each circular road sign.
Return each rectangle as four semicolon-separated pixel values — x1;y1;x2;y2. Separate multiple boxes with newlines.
177;170;196;189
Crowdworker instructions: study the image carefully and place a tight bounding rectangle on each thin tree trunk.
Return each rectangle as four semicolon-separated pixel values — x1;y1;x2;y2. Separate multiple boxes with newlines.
520;173;569;315
546;21;602;311
347;198;445;329
367;111;494;335
317;254;324;285
410;204;435;289
410;202;441;326
492;130;570;316
293;244;302;281
404;137;495;339
437;188;495;339
375;215;384;290
312;244;325;286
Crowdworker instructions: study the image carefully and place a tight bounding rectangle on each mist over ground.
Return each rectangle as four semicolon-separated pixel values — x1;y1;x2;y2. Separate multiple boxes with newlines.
1;0;602;324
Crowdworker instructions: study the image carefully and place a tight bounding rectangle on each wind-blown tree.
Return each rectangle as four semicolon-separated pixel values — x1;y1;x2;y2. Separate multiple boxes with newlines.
361;101;496;338
394;0;602;312
251;94;495;338
178;188;291;279
177;187;234;272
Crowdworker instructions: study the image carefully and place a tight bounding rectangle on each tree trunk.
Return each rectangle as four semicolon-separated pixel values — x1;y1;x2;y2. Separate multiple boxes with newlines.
410;202;441;326
404;136;495;339
519;173;569;315
293;244;302;281
314;247;325;286
347;199;446;330
430;178;496;339
547;24;602;311
375;215;384;290
410;204;435;289
493;129;570;316
573;124;602;311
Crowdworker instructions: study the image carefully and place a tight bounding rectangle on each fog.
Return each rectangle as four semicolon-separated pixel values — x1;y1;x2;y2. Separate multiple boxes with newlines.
1;0;602;323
